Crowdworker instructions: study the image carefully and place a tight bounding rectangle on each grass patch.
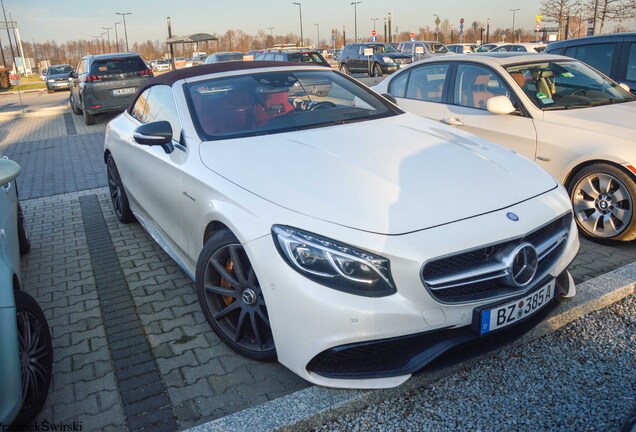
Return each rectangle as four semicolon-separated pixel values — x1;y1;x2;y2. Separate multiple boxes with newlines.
1;73;46;92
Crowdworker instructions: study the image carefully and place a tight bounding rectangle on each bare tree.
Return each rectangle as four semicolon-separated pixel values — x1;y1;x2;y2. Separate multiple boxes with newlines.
539;0;578;39
596;0;636;33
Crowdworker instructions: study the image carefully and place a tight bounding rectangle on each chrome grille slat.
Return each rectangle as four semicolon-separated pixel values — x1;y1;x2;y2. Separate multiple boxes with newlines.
421;213;572;303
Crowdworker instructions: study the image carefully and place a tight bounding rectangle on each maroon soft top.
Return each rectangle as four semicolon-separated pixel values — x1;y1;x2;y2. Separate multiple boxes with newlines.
129;60;319;111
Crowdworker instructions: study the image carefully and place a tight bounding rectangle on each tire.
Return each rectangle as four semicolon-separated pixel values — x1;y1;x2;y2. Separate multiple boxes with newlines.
106;155;134;223
568;163;636;242
339;63;351;75
371;63;383;77
83;105;96;125
196;229;276;361
13;290;53;425
70;93;82;115
17;204;30;255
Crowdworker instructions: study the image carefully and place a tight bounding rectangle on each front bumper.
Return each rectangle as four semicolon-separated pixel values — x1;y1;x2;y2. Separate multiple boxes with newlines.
246;186;579;389
46;81;70;90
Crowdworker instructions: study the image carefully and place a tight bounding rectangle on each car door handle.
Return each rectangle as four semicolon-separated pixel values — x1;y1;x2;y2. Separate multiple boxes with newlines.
442;118;464;126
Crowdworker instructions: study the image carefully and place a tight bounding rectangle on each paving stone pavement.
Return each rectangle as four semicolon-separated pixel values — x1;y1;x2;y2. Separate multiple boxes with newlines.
4;104;636;431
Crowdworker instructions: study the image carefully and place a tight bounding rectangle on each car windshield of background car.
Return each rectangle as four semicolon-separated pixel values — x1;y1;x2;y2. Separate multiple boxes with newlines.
426;43;448;54
48;65;72;75
506;60;636;111
372;44;398;53
186;70;400;140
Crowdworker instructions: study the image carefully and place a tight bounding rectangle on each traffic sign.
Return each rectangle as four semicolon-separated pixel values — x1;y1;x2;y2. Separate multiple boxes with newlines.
435;17;441;26
435;26;439;33
372;36;376;42
332;34;336;41
460;18;464;24
410;32;415;38
536;24;541;32
372;29;377;36
9;73;20;85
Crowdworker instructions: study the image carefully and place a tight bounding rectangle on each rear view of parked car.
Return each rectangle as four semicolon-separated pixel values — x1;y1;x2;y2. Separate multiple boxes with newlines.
339;42;412;77
545;32;636;94
69;53;154;125
0;158;53;426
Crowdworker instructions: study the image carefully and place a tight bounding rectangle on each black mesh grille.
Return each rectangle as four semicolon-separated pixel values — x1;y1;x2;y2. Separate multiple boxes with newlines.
422;213;571;303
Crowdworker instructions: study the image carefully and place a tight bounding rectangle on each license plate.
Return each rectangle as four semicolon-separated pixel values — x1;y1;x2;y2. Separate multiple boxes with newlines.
477;280;555;335
113;87;136;96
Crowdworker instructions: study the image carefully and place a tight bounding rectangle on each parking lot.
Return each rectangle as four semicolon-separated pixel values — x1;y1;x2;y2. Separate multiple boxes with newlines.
1;88;635;431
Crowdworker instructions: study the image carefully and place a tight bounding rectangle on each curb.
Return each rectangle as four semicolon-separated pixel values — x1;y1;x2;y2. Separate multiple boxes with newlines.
184;262;636;432
0;88;46;95
0;106;69;119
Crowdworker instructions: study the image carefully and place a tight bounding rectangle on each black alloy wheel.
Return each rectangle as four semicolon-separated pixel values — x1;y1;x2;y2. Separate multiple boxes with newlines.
83;105;96;125
371;63;383;77
196;229;276;361
339;63;351;75
13;290;53;425
106;155;134;223
70;93;82;115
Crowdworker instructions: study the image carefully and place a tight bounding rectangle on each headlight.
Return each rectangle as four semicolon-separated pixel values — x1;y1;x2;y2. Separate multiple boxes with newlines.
272;225;396;297
382;57;395;63
47;79;55;82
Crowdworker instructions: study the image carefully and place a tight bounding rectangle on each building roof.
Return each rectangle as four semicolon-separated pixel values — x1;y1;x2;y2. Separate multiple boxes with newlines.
166;33;218;45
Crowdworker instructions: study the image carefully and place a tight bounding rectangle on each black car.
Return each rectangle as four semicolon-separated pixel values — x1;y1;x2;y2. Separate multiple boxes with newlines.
544;32;636;94
69;53;154;125
45;64;73;93
338;43;412;77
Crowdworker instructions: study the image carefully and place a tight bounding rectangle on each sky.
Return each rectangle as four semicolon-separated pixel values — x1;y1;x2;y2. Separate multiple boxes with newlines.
5;0;636;46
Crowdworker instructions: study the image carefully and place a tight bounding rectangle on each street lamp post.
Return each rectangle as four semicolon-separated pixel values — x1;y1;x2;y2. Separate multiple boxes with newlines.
114;22;121;52
509;9;520;42
102;26;112;53
371;17;378;31
314;23;320;48
100;32;106;54
433;14;440;42
116;12;131;51
351;1;361;43
388;13;392;43
383;17;387;43
292;2;303;46
268;27;274;37
486;18;490;43
451;25;454;44
93;36;101;54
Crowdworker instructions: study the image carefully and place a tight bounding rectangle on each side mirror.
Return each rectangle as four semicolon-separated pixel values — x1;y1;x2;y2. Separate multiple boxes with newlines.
619;82;631;93
382;93;398;105
69;71;76;79
0;158;21;186
133;121;174;154
486;95;516;115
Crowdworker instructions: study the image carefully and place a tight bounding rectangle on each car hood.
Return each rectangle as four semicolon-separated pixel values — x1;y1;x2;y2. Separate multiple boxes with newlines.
542;101;636;137
46;73;70;80
199;113;557;235
378;52;411;60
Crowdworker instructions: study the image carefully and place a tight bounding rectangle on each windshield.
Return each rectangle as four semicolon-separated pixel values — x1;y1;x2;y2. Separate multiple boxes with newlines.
371;44;398;53
186;69;401;140
425;43;448;54
506;60;635;111
48;65;72;75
